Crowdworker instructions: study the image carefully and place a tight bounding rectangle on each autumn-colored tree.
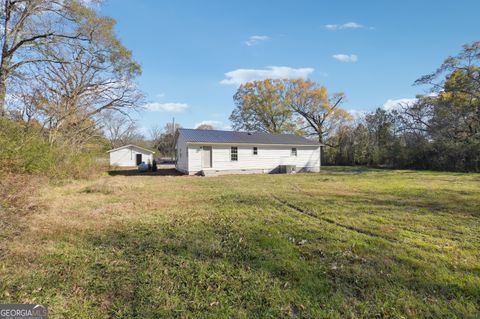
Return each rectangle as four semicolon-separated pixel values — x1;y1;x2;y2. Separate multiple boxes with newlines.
0;0;126;116
323;42;480;171
229;79;298;134
28;44;141;146
413;41;480;143
3;0;142;151
403;41;480;170
286;79;351;145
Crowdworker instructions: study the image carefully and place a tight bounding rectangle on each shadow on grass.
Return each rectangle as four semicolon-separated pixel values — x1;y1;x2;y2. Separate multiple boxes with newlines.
354;187;480;217
15;169;479;317
73;221;328;317
107;168;183;177
24;186;480;318
323;165;480;176
62;216;478;318
322;166;385;174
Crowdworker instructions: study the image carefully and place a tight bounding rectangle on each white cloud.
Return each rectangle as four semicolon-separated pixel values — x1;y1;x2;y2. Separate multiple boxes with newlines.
348;109;368;120
382;98;417;111
332;54;358;62
245;35;270;46
220;66;314;86
194;120;228;130
324;22;369;30
144;102;189;112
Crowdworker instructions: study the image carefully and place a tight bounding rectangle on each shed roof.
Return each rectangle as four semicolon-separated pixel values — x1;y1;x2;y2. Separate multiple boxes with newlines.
107;144;155;154
178;128;320;146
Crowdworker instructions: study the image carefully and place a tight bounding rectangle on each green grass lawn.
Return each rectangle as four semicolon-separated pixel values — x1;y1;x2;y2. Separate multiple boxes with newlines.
1;167;479;318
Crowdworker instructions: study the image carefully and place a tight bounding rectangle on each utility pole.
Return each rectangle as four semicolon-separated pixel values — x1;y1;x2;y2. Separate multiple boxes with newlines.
171;117;175;161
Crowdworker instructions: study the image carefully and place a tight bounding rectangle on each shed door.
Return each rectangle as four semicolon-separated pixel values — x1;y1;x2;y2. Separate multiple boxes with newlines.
202;146;212;168
136;153;142;165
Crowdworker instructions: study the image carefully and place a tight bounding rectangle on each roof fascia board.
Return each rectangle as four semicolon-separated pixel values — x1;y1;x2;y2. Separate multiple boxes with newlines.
186;142;321;147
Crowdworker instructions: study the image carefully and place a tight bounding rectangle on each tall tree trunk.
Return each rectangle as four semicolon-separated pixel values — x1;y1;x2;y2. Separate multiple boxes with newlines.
318;131;325;170
0;70;7;117
0;0;10;117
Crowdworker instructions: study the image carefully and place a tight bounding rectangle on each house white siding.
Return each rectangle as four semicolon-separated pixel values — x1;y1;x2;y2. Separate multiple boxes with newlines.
177;143;320;175
175;134;189;173
109;146;154;167
182;144;202;173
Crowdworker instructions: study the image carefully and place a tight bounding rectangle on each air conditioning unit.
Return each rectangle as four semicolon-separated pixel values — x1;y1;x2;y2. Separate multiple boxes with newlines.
279;165;296;174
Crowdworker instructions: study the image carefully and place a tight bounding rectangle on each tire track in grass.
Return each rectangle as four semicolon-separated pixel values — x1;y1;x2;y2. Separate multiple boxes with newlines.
277;191;479;262
292;183;479;245
270;195;396;243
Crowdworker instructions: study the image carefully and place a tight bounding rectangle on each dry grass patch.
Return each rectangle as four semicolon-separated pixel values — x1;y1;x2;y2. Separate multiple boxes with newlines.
81;176;142;195
0;174;46;260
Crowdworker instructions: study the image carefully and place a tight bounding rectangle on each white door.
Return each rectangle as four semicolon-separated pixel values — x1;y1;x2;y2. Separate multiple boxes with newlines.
202;146;212;168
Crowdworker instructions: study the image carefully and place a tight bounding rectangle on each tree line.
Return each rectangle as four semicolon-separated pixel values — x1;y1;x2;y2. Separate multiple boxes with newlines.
0;0;143;177
230;41;480;172
0;0;200;170
1;1;477;175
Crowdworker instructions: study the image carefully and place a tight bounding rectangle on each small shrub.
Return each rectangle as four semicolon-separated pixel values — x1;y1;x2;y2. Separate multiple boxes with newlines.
152;159;158;172
48;143;108;180
0;118;53;174
0;118;107;179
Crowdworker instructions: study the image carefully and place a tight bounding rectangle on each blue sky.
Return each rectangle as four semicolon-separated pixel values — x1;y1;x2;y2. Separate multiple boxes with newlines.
100;0;480;135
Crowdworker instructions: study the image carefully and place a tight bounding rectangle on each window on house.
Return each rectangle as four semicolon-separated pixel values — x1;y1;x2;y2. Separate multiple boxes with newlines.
253;147;258;155
231;147;238;161
291;148;297;156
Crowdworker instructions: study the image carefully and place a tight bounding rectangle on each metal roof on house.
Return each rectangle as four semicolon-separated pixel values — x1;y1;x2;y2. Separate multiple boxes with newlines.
178;128;320;146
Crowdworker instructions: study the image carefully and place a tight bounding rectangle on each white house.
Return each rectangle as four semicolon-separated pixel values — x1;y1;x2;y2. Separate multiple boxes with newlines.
175;128;321;176
108;144;155;167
